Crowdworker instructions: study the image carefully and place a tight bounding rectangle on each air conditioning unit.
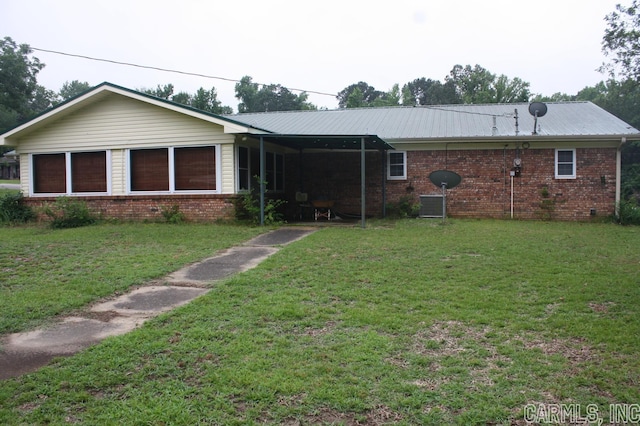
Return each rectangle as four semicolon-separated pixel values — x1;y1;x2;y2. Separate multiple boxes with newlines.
419;195;444;218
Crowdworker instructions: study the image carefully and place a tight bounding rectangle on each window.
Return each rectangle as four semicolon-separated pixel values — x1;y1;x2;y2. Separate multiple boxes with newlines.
33;151;108;194
387;151;407;180
130;148;169;191
555;149;576;179
129;146;218;193
33;153;66;193
237;146;284;192
71;152;107;192
238;146;250;191
174;147;216;190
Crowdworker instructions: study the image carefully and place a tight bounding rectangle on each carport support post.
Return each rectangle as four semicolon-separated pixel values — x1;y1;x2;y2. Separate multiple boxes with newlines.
259;136;265;226
361;137;366;228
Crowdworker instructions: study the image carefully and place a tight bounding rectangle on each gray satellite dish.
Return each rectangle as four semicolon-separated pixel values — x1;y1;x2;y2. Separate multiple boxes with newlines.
529;102;547;135
429;170;462;189
528;102;548;117
429;170;462;222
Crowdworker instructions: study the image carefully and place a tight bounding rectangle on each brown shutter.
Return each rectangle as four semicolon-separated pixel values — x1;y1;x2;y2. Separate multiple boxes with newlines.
71;152;107;193
130;149;169;191
174;147;216;190
33;153;66;193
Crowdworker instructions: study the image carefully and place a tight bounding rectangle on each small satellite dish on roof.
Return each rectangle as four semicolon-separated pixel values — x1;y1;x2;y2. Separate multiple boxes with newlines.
528;102;548;135
429;170;462;222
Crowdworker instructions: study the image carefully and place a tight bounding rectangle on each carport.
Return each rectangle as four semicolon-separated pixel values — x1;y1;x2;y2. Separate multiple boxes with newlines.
252;134;394;228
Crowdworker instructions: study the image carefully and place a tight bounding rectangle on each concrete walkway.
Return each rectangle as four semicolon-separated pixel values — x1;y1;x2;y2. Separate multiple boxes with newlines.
0;227;315;380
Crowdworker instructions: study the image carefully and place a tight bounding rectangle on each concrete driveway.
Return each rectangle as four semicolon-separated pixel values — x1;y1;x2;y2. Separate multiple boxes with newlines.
0;227;316;380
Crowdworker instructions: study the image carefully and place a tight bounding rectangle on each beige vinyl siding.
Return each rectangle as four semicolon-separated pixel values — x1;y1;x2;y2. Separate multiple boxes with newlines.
220;144;235;194
17;93;238;196
111;149;126;195
17;93;234;152
19;155;30;194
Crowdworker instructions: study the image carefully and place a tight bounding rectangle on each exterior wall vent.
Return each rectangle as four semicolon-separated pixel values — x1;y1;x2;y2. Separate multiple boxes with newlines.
419;195;444;218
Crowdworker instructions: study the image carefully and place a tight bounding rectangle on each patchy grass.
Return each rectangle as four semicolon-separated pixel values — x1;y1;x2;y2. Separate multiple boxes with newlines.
0;223;264;334
0;220;639;425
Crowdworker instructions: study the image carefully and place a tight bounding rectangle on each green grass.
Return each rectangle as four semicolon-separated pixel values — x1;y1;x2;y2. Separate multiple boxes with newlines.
1;220;639;425
0;223;264;334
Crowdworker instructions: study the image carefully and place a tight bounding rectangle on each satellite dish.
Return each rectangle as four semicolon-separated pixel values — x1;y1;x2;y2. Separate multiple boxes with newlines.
528;102;547;117
428;170;462;222
429;170;462;189
528;102;548;135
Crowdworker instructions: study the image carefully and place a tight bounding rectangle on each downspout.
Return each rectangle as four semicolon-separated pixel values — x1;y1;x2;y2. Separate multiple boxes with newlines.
361;137;366;229
615;137;626;216
259;136;265;226
382;149;387;218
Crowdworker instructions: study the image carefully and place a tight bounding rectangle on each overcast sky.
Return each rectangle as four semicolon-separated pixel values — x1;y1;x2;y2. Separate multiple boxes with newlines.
1;0;624;112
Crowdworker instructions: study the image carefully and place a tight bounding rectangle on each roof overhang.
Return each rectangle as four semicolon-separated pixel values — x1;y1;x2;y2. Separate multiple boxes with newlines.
245;134;394;151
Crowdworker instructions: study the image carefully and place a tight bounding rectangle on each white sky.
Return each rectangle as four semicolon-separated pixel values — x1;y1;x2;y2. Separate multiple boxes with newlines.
1;0;623;112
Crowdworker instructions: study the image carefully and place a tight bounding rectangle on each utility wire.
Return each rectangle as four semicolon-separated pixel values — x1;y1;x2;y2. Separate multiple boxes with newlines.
31;46;338;98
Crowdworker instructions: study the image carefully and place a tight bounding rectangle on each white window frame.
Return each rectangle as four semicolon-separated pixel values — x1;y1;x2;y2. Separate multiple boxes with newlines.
127;145;221;194
29;150;112;197
555;149;576;179
387;151;407;180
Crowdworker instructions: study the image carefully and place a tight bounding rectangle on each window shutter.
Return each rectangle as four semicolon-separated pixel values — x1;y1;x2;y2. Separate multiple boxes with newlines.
130;149;169;191
33;153;66;193
72;152;107;192
174;147;216;190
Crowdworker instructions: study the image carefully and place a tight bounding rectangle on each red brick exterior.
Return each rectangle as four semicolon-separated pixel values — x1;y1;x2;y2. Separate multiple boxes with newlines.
284;147;618;221
22;147;617;223
24;194;237;222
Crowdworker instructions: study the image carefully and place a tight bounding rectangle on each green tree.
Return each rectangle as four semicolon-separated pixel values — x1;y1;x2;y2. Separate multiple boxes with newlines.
141;83;175;99
446;64;531;104
601;0;640;81
0;36;46;132
59;80;91;100
401;77;460;106
336;82;384;108
235;76;315;113
190;87;233;114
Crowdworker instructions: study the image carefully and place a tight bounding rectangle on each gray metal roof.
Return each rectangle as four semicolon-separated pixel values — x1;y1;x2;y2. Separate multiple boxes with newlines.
228;102;640;140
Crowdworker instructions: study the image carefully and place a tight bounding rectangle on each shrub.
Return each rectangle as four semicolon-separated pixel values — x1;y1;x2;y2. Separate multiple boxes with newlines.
43;197;97;229
0;192;35;225
161;204;186;224
386;196;418;218
615;199;640;226
234;189;286;226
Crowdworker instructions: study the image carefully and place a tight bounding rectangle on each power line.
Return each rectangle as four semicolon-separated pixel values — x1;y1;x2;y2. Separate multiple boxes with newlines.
31;47;338;98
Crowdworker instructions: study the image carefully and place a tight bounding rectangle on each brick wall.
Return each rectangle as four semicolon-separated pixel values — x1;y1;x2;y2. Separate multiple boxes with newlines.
284;147;618;221
24;194;237;222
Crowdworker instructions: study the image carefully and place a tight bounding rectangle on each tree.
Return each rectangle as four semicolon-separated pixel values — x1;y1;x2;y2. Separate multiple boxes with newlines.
190;87;232;114
601;0;640;81
141;83;175;99
401;77;460;106
235;76;315;113
140;83;232;114
446;64;531;104
0;36;46;132
336;82;384;108
59;80;91;101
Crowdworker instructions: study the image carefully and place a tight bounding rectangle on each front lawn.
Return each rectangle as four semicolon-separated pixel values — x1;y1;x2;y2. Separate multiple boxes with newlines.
1;220;639;425
0;223;264;334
